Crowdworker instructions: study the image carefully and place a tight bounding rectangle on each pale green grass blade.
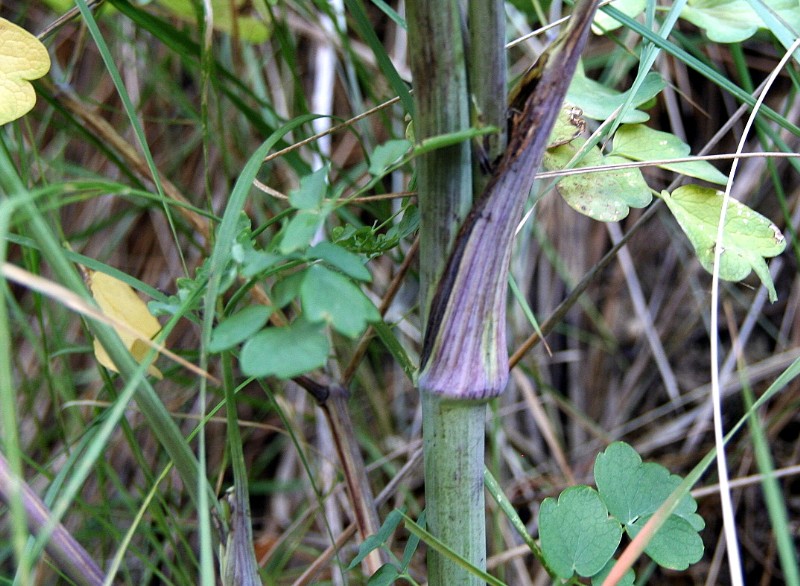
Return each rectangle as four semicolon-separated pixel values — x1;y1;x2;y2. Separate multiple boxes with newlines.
739;369;800;586
0;143;213;563
72;0;184;268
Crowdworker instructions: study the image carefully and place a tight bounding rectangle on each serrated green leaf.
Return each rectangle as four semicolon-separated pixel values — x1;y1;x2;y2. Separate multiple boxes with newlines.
289;166;328;210
539;486;623;579
308;241;372;281
240;319;329;378
591;558;635;586
594;442;705;570
628;514;705;570
680;0;800;43
300;265;380;338
611;124;728;184
592;0;646;33
543;140;651;222
567;70;664;123
369;139;411;176
209;306;272;352
661;185;786;302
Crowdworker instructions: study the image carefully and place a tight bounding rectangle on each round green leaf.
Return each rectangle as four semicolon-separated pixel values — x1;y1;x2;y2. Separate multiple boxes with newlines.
240;319;329;379
539;486;623;579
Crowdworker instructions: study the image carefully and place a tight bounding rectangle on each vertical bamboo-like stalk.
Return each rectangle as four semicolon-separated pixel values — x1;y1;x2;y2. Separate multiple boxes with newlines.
407;1;505;583
406;1;476;583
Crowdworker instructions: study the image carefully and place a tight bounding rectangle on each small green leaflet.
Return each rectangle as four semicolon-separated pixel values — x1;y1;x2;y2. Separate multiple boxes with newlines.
280;166;332;254
209;306;272;352
369;139;411;176
308;241;372;281
240;318;329;379
566;70;664;123
680;0;800;43
539;486;623;579
289;165;329;210
662;185;786;302
611;124;728;184
300;265;380;338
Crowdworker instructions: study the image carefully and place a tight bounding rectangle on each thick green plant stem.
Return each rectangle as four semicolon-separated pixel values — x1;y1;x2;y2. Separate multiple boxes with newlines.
407;0;483;583
409;1;598;582
421;393;487;583
407;1;471;306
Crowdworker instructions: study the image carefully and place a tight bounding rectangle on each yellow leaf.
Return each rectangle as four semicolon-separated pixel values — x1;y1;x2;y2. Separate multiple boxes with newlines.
0;18;50;126
89;270;163;379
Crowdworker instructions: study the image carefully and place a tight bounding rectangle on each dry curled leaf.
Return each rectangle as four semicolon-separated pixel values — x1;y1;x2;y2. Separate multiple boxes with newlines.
89;270;163;379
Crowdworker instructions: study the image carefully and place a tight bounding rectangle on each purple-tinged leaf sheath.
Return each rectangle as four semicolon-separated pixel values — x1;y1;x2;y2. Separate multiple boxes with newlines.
419;0;599;399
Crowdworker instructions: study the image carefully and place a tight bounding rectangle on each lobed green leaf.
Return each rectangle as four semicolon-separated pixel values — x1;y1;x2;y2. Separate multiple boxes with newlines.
611;124;728;184
539;486;623;579
661;185;786;301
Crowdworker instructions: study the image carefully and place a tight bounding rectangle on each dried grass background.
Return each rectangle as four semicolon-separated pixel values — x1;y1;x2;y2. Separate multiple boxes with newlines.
2;1;799;584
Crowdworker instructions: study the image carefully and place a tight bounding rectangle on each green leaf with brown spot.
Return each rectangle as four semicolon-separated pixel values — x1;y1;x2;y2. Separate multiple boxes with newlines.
544;139;651;222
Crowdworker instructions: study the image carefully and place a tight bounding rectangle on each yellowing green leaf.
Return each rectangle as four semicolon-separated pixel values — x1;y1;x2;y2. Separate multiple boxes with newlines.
592;0;646;33
157;0;271;43
612;124;728;184
680;0;800;43
661;185;786;302
544;139;651;222
0;18;51;126
89;270;163;378
547;104;586;148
